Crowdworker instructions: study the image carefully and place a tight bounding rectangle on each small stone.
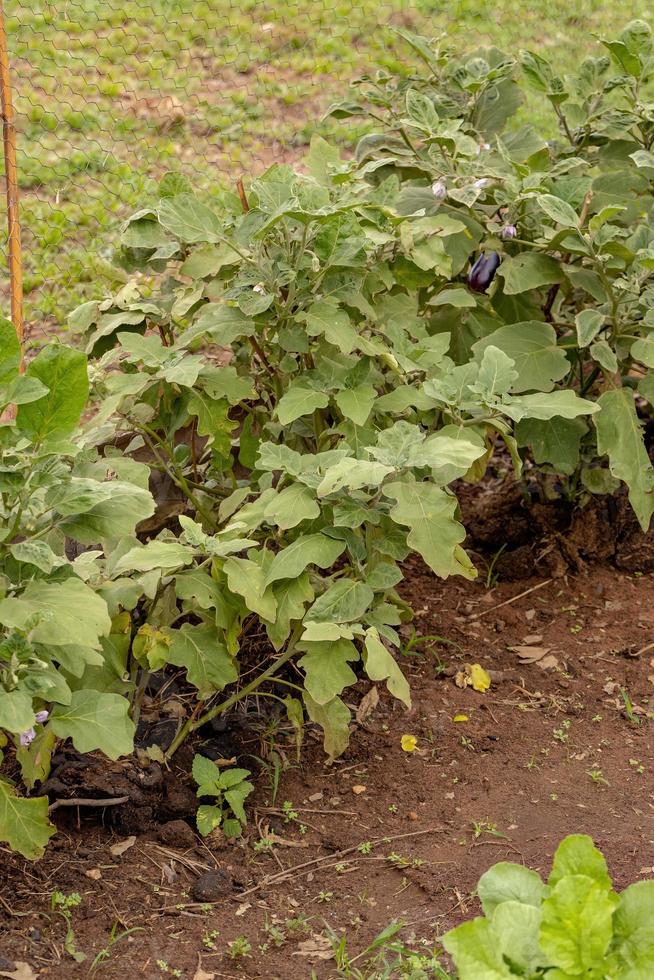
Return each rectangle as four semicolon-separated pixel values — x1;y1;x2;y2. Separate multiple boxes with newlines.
408;811;418;821
85;868;102;880
352;785;366;795
158;819;197;850
190;869;232;903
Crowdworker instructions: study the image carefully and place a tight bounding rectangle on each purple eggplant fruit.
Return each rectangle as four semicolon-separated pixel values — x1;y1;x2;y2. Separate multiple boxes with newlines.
468;251;501;293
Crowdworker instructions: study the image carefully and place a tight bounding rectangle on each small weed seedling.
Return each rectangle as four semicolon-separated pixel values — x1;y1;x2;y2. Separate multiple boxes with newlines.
51;891;85;963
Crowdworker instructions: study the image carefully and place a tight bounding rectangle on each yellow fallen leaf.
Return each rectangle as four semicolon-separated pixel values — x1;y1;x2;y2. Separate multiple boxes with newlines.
453;713;469;723
401;734;418;752
469;663;491;692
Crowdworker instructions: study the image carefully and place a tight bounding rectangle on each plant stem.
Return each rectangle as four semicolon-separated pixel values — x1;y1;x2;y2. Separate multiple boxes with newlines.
164;629;302;760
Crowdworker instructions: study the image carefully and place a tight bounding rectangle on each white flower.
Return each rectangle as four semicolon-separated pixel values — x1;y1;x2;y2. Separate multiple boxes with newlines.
474;178;491;189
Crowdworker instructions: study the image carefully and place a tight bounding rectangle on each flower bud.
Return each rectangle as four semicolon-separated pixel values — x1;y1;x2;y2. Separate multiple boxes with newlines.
35;710;49;724
20;728;36;747
500;224;517;239
431;179;447;200
474;177;490;189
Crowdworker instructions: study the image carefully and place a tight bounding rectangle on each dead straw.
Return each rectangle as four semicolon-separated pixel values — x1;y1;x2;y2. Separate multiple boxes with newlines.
0;2;23;363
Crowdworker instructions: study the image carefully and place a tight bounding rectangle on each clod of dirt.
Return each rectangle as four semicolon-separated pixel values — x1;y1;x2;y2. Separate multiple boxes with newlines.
190;869;233;902
158;819;197;850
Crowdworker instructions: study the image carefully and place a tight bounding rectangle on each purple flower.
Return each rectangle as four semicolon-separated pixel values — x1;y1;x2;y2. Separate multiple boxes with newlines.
20;728;36;747
500;224;518;239
35;710;49;724
431;179;447;200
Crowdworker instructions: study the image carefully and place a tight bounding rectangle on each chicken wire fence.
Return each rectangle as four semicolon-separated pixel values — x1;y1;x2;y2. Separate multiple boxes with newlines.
1;0;439;344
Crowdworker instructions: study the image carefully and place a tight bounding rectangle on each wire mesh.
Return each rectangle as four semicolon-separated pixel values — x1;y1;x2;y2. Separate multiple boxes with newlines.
2;0;434;344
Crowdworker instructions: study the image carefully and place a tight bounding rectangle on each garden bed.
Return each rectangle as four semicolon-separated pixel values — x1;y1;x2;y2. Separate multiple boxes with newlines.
2;558;654;978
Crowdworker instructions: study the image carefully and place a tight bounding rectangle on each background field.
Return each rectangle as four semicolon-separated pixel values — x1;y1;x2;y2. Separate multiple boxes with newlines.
4;0;654;335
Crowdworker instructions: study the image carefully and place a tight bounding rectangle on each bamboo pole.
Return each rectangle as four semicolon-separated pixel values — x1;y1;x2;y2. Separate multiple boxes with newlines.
0;1;23;363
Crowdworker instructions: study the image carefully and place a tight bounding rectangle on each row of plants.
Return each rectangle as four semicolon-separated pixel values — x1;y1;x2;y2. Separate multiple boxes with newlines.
3;20;654;860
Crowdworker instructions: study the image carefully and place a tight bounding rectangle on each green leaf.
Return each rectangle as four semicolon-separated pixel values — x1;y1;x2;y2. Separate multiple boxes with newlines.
549;833;612;889
497;253;562;295
115;540;194;573
187;392;236;454
515;417;586;475
298;638;359;704
267;574;314;650
17;345;88;442
317;458;393;496
58;482;155;544
537;194;579;228
590;340;618;373
0;690;35;735
384;479;474;580
363;628;410;707
223;557;277;620
51;690;135;759
167;624;238;698
9;540;67;574
192;753;222;795
613;881;654;977
478;862;547;916
307;580;374;624
196;804;222;836
575;309;605;348
473;346;518;398
0;780;56;860
596;388;654;531
158;194;223;243
299;301;358;354
503;389;598;422
492;902;547;974
0;579;111;650
540;875;617;973
277;386;329;425
200;365;255;404
0;315;21;383
263;485;320;530
473;321;569;392
631;335;654;368
264;534;345;587
304;693;351;760
442;918;515;979
335;384;377;426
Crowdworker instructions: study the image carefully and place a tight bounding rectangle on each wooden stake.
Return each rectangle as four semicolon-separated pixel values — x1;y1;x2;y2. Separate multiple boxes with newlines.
0;2;23;362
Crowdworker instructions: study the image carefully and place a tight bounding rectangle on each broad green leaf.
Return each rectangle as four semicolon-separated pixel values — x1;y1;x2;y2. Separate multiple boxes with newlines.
497;253;562;295
317;458;393;497
304;693;351;760
492;902;547;974
478;861;547;916
115;540;194;573
363;628;410;707
58;482;155;544
631;335;654;368
200;365;255;404
335;384;377;425
9;540;67;574
264;534;345;587
515;417;586;475
590;340;618;373
277;386;329;425
613;881;654;977
503;389;599;422
298;638;359;704
384;479;473;580
158;194;223;243
263;484;320;530
17;345;88;442
307;580;374;623
538;194;578;228
187;392;236;454
299;301;358;354
267;573;314;650
540;875;617;973
0;780;56;860
596;388;654;530
473;346;518;398
442;918;515;979
473;321;568;392
223;557;277;620
368;420;425;467
51;690;135;759
428;287;477;309
166;624;238;697
193;754;224;795
576;309;605;348
0;690;35;735
0;579;111;650
549;833;612;889
180;243;236;278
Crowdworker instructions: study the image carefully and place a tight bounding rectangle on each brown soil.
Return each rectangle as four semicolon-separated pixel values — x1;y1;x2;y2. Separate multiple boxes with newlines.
2;555;654;979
